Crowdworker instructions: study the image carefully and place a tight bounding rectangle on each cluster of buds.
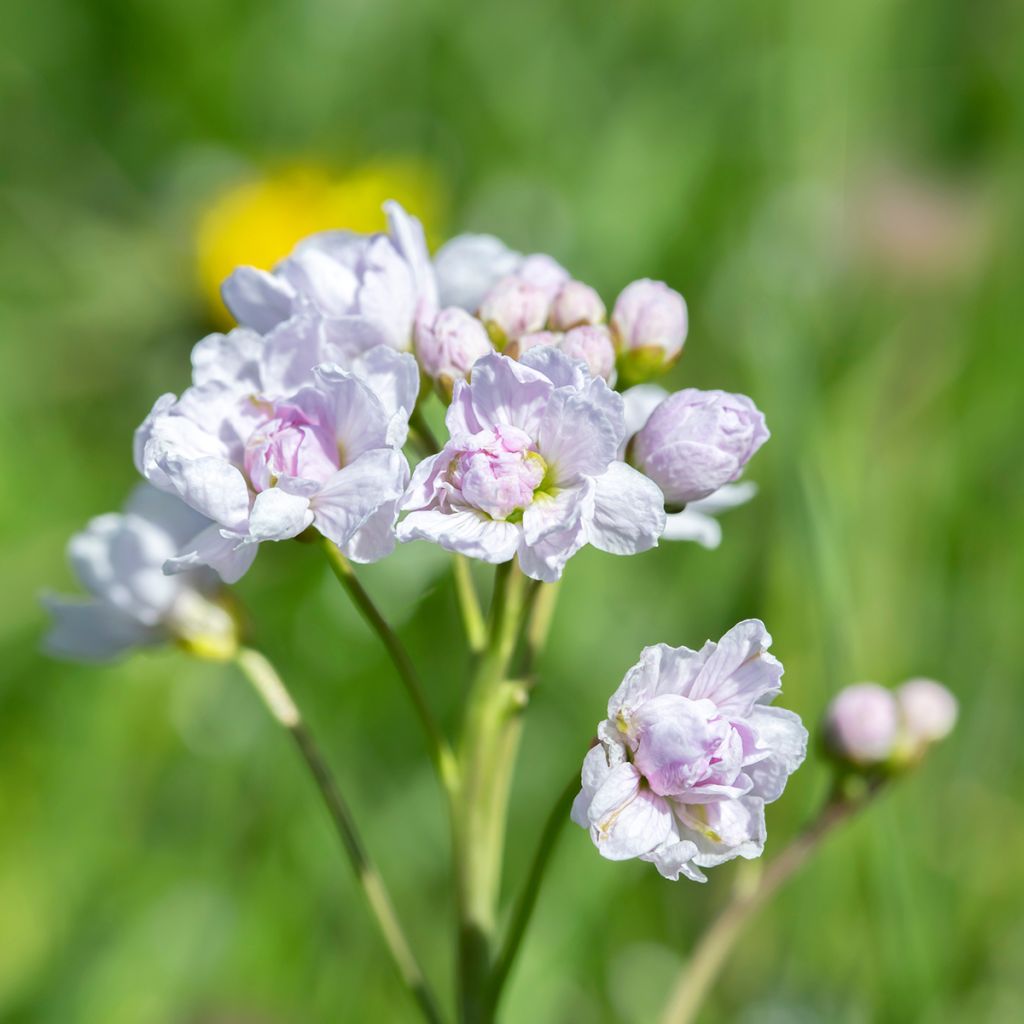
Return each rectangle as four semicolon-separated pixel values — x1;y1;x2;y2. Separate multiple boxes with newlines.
823;678;958;771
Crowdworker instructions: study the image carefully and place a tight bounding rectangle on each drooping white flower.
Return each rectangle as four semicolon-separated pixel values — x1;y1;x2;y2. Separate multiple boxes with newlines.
220;201;437;354
572;620;807;881
397;348;665;581
43;486;236;662
621;385;764;548
135;329;416;581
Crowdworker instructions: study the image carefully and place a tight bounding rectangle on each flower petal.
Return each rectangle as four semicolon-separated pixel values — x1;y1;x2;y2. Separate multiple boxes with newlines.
41;596;156;661
165;525;258;584
685;619;782;715
248;488;313;541
745;705;808;803
397;508;520;563
587;762;673;861
588;462;666;555
662;509;722;548
220;266;296;333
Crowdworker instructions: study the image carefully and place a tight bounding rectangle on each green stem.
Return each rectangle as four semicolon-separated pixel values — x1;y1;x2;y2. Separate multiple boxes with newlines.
487;772;579;1008
234;647;446;1024
323;540;458;793
410;406;442;455
453;555;486;653
454;561;533;1024
658;790;875;1024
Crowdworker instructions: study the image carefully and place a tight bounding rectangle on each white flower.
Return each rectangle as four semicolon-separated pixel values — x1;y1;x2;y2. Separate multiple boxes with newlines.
572;620;807;881
397;349;665;581
135;330;416;581
43;486;235;661
220;201;437;353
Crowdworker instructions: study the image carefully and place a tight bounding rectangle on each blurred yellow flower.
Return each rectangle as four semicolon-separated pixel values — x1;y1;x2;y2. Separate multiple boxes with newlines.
196;160;445;325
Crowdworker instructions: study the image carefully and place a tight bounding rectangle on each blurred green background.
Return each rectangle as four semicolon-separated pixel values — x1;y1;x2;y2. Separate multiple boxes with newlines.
2;0;1023;1021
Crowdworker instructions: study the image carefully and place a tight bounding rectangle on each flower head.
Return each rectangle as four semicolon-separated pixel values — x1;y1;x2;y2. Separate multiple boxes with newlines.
550;280;607;331
43;486;237;662
823;683;901;764
220;201;437;355
478;277;552;347
135;325;416;581
397;348;665;581
630;388;769;507
572;620;807;881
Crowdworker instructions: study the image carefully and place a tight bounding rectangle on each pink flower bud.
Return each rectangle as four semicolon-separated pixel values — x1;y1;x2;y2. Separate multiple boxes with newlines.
507;330;562;360
896;678;957;746
630;389;769;506
549;281;606;330
478;276;551;346
611;279;687;384
824;683;901;764
559;325;617;383
415;307;493;385
517;254;570;299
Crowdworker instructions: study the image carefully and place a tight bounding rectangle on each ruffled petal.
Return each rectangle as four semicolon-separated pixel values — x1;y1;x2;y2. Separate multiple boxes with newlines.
220;266;296;333
248;487;314;541
745;705;808;803
165;525;259;584
397;508;520;563
684;619;782;715
587;762;673;861
588;462;666;555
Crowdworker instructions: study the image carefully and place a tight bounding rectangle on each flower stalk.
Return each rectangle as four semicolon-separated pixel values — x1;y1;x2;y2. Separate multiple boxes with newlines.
235;647;445;1024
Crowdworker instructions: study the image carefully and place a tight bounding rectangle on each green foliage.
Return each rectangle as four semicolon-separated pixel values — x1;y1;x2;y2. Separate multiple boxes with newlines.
2;0;1023;1020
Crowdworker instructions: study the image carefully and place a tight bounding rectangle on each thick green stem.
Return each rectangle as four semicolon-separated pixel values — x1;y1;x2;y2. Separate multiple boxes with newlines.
658;790;875;1024
487;772;579;1009
234;648;446;1024
454;561;532;1024
323;540;458;793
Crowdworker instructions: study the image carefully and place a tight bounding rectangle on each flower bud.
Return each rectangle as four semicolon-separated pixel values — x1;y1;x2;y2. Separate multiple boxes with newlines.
559;325;617;383
630;389;769;506
517;254;570;299
505;330;561;361
478;276;551;347
823;683;901;765
896;678;957;747
549;280;606;330
611;279;687;385
415;307;493;396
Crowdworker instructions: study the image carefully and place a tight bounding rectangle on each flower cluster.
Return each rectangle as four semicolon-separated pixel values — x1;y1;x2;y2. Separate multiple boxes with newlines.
571;620;807;881
824;678;958;767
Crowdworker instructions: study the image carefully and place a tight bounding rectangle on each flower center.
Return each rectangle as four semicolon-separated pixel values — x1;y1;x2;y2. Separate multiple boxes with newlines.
244;406;340;492
448;425;548;521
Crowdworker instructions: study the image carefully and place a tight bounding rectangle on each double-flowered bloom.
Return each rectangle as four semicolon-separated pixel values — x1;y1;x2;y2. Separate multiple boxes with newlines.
572;620;807;881
44;486;237;661
398;348;666;581
135;320;417;581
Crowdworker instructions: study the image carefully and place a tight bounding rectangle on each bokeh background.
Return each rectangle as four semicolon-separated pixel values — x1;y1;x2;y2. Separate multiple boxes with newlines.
2;1;1023;1021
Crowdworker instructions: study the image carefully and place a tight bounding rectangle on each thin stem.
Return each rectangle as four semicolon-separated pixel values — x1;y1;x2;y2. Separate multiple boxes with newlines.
234;647;446;1024
323;540;458;792
487;771;579;1007
453;556;486;653
658;790;875;1024
520;579;560;680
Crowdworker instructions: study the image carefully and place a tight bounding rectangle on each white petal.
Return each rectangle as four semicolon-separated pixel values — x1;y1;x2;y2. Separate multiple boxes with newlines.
277;248;359;317
312;364;393;461
587;762;673;861
608;643;705;720
340;500;400;564
384;200;439;312
191;328;264;388
745;705;808;803
258;313;326;395
348;345;421;423
642;838;706;882
42;596;156;661
221;266;295;332
165;525;258;584
688;481;758;515
397;508;520;563
686;620;782;715
464;353;553;436
537;388;622;481
588;462;666;555
248;488;313;541
311;449;409;549
433;233;522;311
662;509;722;549
148;447;252;531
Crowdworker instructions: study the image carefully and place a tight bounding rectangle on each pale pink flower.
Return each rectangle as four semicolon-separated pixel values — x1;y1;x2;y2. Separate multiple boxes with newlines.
43;486;235;661
611;279;687;383
221;201;437;354
896;678;958;747
549;280;606;330
621;385;764;547
397;349;665;581
559;325;617;384
415;307;495;388
823;683;901;764
135;338;416;581
572;620;807;881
